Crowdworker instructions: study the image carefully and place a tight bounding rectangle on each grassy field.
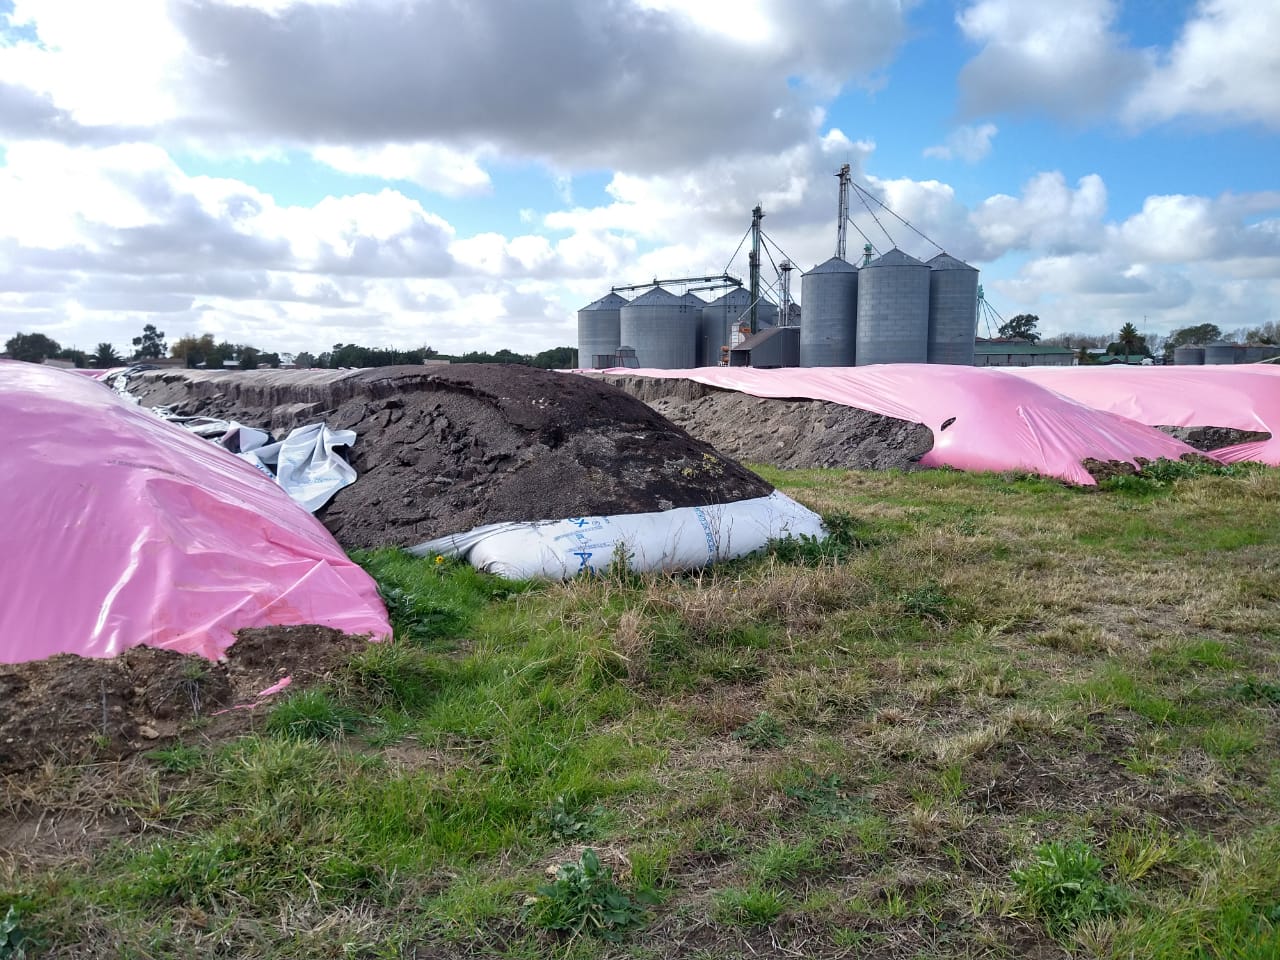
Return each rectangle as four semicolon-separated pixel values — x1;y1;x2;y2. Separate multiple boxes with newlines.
5;463;1280;958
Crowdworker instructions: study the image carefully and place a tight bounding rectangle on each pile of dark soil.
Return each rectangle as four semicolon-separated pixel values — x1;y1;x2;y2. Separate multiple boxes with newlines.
0;626;369;773
1081;452;1221;483
125;365;773;550
1156;425;1271;451
601;375;934;471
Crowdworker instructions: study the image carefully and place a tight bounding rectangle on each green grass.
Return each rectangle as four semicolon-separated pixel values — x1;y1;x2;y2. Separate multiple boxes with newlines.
714;885;788;926
6;465;1280;958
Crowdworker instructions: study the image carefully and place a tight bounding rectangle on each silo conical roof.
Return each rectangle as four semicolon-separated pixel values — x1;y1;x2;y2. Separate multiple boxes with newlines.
628;286;684;305
582;292;630;310
864;248;927;268
926;252;977;272
803;256;858;276
711;287;752;306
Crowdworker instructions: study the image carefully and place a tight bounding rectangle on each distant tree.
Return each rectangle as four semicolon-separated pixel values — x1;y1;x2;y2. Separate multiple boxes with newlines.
1243;321;1279;345
131;323;167;360
4;331;62;362
997;314;1040;342
92;342;124;367
1075;346;1094;365
454;348;531;365
237;346;261;370
1117;322;1142;361
294;351;317;369
1042;332;1109;350
1163;323;1223;361
171;333;210;367
531;346;578;369
56;347;89;367
258;352;281;368
171;333;242;368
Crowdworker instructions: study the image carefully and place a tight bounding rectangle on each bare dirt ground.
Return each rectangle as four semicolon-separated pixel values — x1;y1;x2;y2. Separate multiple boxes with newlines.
601;375;934;471
0;626;370;774
1156;424;1271;450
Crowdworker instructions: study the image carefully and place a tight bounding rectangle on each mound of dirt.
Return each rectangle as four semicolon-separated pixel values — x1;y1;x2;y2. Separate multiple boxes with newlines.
0;626;369;774
124;365;773;550
1082;452;1221;483
1156;425;1271;451
600;375;934;471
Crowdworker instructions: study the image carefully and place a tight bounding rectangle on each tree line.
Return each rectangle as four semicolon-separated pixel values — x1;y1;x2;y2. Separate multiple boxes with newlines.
1002;316;1278;363
4;325;579;370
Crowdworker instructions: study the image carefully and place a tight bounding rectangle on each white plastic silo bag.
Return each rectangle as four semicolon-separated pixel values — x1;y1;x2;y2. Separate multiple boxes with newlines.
408;491;825;580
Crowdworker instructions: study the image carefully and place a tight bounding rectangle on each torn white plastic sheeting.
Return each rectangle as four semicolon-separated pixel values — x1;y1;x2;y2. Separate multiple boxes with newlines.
410;491;825;580
241;423;358;513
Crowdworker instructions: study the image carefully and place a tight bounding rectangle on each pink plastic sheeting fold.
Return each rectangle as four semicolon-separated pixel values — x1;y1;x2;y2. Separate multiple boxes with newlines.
1002;365;1280;466
600;365;1202;485
0;361;390;665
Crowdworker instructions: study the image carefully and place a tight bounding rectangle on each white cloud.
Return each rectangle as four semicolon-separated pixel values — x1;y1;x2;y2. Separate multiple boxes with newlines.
970;172;1109;257
1125;0;1280;130
955;0;1148;120
311;143;493;196
987;187;1280;337
923;123;998;163
1;0;187;127
1;1;913;174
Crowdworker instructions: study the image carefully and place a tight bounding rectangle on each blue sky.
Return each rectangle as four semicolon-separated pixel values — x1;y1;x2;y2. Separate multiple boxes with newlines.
0;0;1276;358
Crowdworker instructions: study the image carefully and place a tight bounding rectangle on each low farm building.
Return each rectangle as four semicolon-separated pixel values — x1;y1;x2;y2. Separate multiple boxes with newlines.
973;339;1075;367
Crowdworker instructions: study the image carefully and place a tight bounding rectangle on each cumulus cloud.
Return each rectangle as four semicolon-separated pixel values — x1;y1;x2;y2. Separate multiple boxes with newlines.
987;187;1280;337
1125;0;1280;130
162;0;909;171
923;123;998;163
955;0;1149;120
311;143;493;196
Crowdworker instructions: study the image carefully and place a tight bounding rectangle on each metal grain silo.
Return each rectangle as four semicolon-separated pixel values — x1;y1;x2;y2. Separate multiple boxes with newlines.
1173;345;1205;365
577;292;628;369
619;286;699;369
799;257;858;367
926;253;978;365
856;248;930;366
700;288;750;367
699;289;779;366
1242;344;1277;363
1204;342;1237;365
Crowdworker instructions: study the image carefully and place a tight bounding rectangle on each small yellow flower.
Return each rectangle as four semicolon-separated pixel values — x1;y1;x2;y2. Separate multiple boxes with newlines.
434;555;445;565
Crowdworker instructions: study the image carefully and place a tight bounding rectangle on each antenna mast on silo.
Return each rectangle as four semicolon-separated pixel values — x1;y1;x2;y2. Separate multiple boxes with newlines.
836;163;851;261
779;260;793;326
749;204;764;334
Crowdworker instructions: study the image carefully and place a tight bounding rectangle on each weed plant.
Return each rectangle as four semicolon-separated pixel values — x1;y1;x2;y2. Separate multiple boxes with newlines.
0;906;30;960
1012;840;1127;936
522;849;655;942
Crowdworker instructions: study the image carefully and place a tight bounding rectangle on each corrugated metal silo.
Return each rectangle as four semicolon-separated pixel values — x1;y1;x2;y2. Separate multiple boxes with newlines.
619;286;699;369
700;289;779;366
1204;342;1237;365
799;257;858;367
577;292;628;369
700;288;751;367
1242;344;1276;363
1173;345;1205;365
856;248;930;366
926;253;978;365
